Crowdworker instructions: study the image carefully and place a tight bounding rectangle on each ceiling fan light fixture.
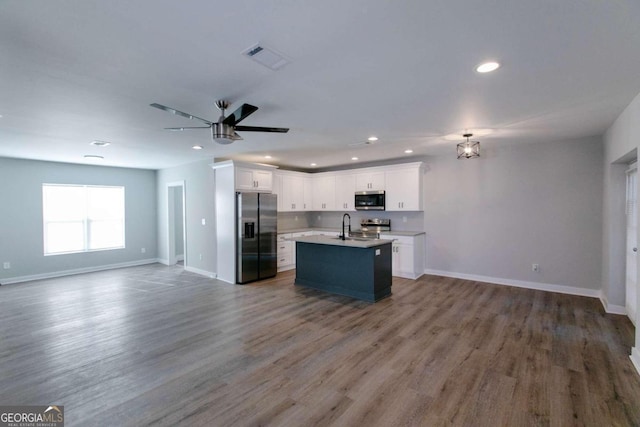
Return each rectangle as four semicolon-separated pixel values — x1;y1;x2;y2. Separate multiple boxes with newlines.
192;145;203;150
211;123;238;145
457;133;480;159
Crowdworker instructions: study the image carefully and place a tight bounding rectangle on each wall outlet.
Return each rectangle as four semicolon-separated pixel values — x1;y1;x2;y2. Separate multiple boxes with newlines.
402;216;407;223
201;218;206;225
295;216;298;221
141;248;146;254
317;215;321;220
2;262;10;270
532;263;540;272
199;254;203;260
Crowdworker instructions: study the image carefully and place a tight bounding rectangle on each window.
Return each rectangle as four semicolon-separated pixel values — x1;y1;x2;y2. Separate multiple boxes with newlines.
43;184;125;255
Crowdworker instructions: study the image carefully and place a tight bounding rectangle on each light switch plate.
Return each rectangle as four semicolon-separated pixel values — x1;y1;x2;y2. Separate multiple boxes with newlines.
375;249;381;256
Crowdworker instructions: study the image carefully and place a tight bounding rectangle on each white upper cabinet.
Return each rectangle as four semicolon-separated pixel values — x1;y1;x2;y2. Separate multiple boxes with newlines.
236;167;273;192
313;174;336;210
273;162;423;212
355;171;385;191
277;171;313;212
281;174;304;211
303;177;313;211
272;174;284;211
385;165;423;211
334;174;356;211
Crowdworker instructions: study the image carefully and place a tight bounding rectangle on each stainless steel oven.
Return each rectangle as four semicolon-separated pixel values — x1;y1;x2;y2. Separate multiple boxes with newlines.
354;191;385;211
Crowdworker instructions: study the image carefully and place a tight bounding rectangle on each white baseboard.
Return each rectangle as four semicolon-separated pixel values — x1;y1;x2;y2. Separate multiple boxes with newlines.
176;254;184;262
157;258;170;266
423;269;600;299
0;258;160;285
599;292;629;316
631;348;640;377
184;266;216;279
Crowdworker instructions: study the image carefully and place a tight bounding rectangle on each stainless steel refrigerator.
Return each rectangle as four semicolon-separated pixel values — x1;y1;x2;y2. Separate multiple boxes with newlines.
236;192;277;284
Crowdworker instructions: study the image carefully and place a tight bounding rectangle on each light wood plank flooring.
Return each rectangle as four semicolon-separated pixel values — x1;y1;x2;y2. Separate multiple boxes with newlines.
1;264;639;426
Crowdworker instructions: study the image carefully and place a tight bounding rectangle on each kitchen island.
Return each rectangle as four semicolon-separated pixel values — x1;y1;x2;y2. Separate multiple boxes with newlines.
291;235;393;302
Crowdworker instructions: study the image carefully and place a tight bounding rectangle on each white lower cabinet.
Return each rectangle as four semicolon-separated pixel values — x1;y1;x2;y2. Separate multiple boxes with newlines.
277;231;313;271
386;233;425;279
277;234;293;271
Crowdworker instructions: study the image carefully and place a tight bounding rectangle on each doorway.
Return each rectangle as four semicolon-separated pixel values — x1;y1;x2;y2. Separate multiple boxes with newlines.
626;164;637;325
167;181;186;267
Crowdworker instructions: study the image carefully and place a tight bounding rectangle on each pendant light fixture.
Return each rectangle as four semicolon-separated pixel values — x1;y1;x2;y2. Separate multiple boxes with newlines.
457;133;480;159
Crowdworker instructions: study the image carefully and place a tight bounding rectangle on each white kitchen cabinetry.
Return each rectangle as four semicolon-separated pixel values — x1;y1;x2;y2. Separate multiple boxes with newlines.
277;233;293;270
313;174;336;210
236;167;273;192
303;177;313;211
386;233;425;279
334;174;356;210
385;165;423;211
282;174;304;211
276;171;314;212
355;171;385;191
278;231;313;271
272;174;284;211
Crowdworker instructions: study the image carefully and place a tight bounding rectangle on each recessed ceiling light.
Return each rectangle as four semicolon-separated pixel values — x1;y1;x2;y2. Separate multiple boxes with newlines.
351;157;359;161
367;136;378;142
264;155;272;159
84;155;104;161
310;163;317;167
90;140;111;147
476;61;500;73
404;149;413;154
192;145;203;150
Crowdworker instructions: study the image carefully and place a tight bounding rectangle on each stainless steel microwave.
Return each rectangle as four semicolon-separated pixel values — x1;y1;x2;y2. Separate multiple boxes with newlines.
354;191;385;210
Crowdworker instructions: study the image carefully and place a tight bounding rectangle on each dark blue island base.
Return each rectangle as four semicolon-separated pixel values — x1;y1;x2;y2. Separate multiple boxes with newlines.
294;240;392;302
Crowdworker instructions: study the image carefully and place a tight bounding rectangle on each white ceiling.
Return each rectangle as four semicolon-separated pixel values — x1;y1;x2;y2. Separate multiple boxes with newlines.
1;1;639;170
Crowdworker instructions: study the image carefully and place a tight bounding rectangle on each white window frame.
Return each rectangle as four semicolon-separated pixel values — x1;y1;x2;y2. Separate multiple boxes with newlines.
42;184;126;256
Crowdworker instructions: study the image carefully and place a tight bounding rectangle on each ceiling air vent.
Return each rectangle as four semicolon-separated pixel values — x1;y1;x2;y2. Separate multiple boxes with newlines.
242;44;289;71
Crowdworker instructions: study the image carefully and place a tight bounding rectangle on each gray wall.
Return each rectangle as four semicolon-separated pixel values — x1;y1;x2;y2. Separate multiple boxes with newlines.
156;159;216;275
0;157;157;282
423;136;603;291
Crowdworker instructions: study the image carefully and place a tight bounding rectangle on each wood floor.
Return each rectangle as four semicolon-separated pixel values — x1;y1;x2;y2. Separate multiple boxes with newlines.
1;264;639;426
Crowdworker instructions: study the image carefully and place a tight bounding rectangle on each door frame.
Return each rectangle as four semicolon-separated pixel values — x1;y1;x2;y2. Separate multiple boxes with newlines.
167;181;187;267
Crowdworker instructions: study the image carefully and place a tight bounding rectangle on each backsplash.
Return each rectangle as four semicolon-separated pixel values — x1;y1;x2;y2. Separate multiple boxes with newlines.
278;210;423;232
277;212;312;231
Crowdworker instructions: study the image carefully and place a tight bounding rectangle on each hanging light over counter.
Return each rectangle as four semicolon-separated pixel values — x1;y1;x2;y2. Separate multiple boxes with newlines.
457;133;480;159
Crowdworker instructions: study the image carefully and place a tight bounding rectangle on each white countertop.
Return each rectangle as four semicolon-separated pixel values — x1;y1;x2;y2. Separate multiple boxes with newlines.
279;227;424;237
381;231;425;237
291;234;393;249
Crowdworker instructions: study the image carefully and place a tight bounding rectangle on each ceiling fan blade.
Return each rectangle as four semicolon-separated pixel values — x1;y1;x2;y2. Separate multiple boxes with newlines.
150;103;213;125
234;125;289;133
233;132;243;141
222;103;258;125
164;126;211;131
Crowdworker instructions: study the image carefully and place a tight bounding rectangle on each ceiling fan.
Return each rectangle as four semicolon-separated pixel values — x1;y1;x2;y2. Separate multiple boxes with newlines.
150;100;289;144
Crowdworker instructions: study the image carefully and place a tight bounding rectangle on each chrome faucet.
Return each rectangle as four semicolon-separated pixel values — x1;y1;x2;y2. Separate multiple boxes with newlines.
341;213;351;240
